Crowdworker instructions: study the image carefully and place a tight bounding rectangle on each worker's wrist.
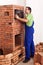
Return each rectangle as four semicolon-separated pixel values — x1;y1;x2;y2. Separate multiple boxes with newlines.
18;17;21;20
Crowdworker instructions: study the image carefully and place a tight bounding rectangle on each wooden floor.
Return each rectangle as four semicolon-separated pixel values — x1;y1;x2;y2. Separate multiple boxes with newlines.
17;58;34;65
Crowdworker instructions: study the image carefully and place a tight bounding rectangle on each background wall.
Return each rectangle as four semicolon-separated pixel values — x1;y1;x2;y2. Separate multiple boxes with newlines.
0;0;43;45
26;0;43;45
0;0;25;6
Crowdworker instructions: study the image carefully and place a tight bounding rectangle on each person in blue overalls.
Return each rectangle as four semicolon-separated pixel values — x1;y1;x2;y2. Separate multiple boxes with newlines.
16;7;35;63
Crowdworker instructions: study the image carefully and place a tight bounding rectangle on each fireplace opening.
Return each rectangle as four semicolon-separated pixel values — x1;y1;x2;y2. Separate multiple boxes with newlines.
15;34;21;48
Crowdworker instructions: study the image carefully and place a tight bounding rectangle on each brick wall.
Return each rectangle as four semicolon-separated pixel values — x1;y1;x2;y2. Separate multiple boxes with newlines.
0;5;25;54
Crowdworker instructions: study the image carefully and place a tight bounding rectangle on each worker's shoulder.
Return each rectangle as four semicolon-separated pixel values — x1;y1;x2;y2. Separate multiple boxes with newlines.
27;13;33;19
28;13;33;17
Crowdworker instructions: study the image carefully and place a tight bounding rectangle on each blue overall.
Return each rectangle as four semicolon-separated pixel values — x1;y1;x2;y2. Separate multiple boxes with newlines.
25;22;35;59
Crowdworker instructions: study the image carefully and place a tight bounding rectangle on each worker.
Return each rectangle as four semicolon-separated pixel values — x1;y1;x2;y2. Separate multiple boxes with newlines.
16;7;35;63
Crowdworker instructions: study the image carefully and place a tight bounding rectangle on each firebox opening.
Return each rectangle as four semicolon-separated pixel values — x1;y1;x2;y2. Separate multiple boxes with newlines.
15;34;21;47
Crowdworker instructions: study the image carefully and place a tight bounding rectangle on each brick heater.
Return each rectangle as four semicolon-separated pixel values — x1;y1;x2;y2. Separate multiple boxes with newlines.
0;5;25;55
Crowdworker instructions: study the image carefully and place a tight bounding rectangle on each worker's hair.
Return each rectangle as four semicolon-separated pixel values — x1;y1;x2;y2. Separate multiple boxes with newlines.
26;7;32;13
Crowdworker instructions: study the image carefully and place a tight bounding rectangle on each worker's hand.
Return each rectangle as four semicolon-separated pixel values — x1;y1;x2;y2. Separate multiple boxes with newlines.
16;15;20;19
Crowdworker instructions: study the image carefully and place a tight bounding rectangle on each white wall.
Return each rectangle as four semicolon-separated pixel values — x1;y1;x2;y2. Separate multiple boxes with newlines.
0;0;25;6
26;0;43;45
39;0;43;42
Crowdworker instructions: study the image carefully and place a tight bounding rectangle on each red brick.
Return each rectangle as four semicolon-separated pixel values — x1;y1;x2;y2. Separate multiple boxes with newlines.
38;52;43;65
35;63;41;65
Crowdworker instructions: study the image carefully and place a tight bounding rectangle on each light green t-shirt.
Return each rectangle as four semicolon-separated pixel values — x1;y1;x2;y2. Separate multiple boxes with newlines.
26;13;34;27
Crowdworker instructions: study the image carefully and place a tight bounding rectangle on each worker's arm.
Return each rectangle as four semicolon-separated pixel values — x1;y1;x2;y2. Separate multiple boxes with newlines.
15;15;28;23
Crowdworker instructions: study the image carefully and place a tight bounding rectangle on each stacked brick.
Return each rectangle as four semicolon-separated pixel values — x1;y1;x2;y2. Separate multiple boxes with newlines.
34;43;43;65
0;5;25;54
0;53;13;65
0;47;25;65
11;47;25;65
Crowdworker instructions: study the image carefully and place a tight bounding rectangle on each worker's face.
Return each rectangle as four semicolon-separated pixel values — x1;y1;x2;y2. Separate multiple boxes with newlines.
25;8;30;14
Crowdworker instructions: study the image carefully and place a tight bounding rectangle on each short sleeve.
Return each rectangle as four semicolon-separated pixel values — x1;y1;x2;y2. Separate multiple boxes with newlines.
27;14;33;22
